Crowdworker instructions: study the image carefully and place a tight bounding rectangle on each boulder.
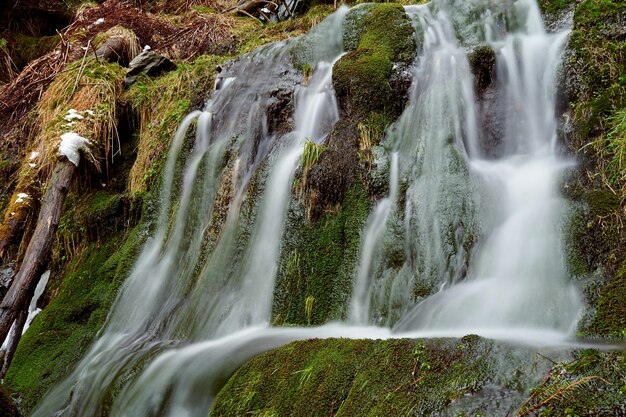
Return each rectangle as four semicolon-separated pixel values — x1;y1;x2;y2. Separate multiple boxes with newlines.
124;49;176;87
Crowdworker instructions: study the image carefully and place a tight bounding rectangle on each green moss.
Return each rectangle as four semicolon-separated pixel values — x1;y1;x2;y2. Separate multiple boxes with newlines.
11;34;60;69
584;190;620;216
565;0;626;339
4;222;146;412
357;4;415;64
590;260;626;337
273;181;370;325
569;0;626;148
468;45;496;93
537;0;576;15
333;3;415;118
210;337;496;417
333;49;394;117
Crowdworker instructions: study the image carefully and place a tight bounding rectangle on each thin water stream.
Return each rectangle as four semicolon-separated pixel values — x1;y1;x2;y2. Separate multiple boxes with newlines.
29;1;587;415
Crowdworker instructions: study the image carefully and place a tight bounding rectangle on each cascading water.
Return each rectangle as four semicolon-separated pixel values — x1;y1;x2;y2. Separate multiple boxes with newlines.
28;1;586;416
391;0;582;334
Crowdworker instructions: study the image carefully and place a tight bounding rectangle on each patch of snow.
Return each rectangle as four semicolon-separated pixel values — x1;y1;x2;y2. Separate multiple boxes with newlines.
64;108;84;122
29;163;36;168
59;132;91;166
143;45;151;52
84;110;94;116
29;151;39;160
95;18;105;25
15;193;29;203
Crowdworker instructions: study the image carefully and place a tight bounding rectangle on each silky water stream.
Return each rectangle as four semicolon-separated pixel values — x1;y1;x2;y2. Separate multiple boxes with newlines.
30;0;589;416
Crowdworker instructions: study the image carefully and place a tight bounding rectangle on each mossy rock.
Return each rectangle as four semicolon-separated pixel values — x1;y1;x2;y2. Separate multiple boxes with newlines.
343;3;415;63
468;44;496;94
334;3;415;118
272;181;370;325
333;49;394;117
537;0;577;15
567;0;626;147
210;336;502;417
590;260;626;337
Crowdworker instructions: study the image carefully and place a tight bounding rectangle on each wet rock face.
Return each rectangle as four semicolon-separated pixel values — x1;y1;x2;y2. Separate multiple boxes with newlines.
468;45;504;158
306;118;359;220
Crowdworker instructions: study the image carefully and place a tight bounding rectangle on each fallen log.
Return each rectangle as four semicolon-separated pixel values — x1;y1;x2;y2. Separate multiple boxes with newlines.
0;157;76;349
0;308;27;378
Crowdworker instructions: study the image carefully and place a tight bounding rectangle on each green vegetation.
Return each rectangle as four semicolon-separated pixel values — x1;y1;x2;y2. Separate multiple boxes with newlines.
4;221;147;411
565;0;626;337
273;182;370;325
302;140;325;170
126;54;225;194
333;3;415;118
210;336;496;417
537;0;576;15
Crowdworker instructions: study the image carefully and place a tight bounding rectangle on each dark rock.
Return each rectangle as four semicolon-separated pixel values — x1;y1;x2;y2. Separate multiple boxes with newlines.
93;37;135;67
123;50;177;87
468;45;496;95
307;118;358;221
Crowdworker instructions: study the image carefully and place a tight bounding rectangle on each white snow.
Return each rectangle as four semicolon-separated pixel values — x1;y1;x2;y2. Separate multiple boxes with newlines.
143;45;151;52
15;193;29;203
29;151;39;160
95;18;105;25
29;163;36;168
64;108;84;122
59;132;91;166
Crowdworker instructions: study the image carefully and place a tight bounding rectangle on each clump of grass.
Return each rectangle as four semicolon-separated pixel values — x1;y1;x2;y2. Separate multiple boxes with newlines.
32;56;125;177
92;25;142;62
591;108;626;203
304;295;314;325
126;54;224;194
298;139;324;204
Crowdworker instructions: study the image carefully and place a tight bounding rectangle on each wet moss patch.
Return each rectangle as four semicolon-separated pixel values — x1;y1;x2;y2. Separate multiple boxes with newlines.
210;336;501;417
273;181;370;325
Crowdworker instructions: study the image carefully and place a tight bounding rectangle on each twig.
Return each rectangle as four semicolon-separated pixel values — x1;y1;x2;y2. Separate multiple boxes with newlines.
69;39;92;101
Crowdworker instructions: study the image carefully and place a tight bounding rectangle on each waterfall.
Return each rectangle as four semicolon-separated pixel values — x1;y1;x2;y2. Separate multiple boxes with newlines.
391;0;582;334
28;1;584;415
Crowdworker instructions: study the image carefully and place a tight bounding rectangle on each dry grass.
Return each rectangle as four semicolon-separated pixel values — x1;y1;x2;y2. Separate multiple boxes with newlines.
31;57;125;178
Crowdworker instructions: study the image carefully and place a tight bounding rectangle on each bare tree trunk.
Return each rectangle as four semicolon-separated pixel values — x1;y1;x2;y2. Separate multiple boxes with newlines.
0;157;75;347
0;308;27;378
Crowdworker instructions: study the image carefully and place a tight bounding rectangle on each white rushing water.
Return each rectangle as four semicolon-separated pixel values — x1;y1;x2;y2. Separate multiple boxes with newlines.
29;1;584;416
393;0;582;334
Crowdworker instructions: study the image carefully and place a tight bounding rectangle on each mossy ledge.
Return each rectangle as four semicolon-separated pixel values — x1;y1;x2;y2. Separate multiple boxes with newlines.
211;338;626;417
210;336;498;417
